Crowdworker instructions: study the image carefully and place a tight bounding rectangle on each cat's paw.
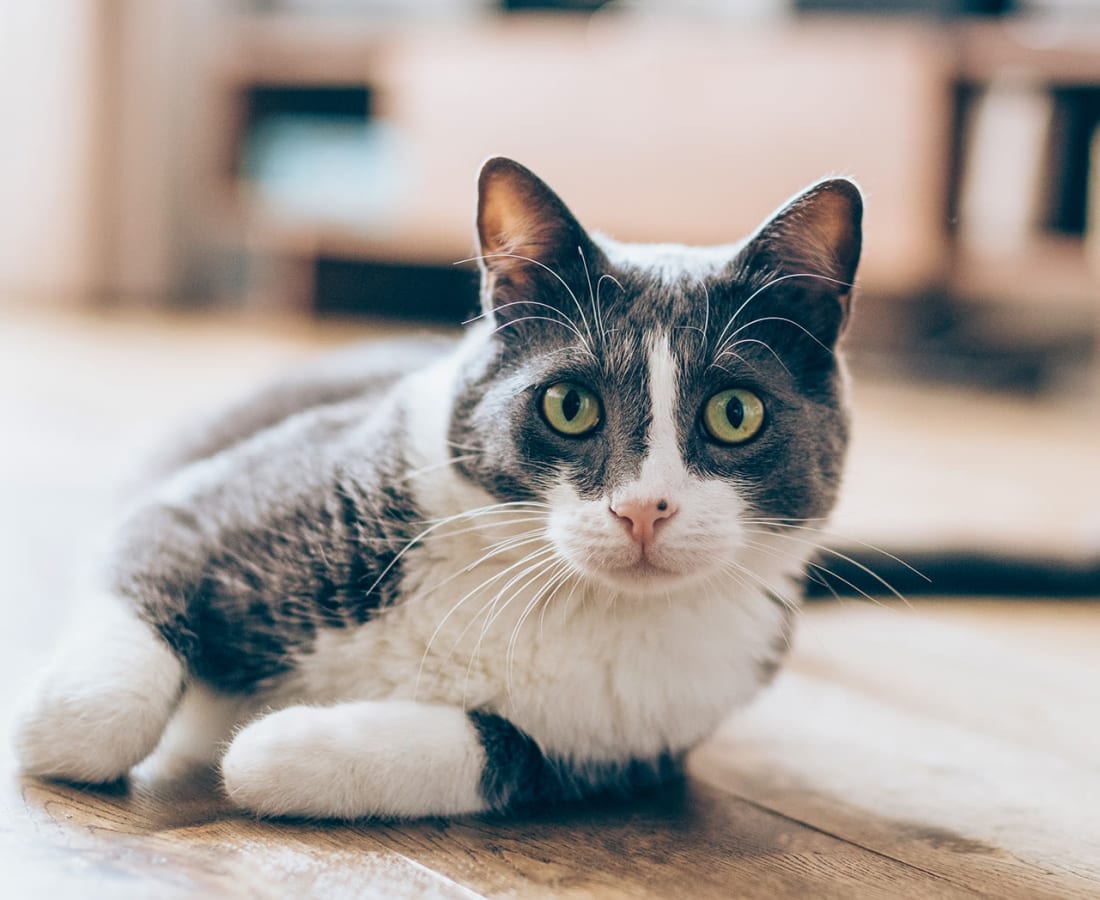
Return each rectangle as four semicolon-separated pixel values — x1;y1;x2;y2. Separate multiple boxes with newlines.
221;702;487;819
13;612;184;784
221;706;331;817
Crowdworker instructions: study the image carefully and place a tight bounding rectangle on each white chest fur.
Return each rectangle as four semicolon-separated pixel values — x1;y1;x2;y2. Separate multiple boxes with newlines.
500;573;795;761
280;532;801;763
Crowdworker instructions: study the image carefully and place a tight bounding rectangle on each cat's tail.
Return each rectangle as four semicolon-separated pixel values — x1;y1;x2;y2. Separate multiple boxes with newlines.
805;547;1100;600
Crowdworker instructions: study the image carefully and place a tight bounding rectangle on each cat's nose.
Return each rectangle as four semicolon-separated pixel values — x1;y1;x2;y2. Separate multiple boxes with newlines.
609;497;678;544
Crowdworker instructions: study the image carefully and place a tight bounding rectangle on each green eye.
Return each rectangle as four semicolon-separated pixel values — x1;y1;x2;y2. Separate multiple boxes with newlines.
702;388;765;444
541;382;601;437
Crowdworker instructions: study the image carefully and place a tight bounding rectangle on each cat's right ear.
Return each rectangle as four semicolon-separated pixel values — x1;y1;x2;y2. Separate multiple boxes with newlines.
475;157;596;318
735;178;863;342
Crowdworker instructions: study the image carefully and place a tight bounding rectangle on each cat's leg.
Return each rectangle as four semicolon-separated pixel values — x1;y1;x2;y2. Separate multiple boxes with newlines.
141;683;252;780
221;701;495;819
13;591;184;783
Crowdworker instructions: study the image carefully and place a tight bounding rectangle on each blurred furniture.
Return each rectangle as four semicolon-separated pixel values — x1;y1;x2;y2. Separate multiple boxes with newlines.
203;15;953;320
97;8;1100;390
944;21;1100;384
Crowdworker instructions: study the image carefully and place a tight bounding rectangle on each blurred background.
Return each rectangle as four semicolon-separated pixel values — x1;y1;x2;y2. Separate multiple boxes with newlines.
5;0;1100;373
0;0;1098;603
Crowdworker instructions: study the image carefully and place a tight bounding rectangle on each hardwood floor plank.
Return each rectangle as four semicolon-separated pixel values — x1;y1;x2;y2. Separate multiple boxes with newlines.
376;781;989;899
4;762;982;900
6;767;486;899
691;662;1100;899
788;601;1100;767
910;598;1100;659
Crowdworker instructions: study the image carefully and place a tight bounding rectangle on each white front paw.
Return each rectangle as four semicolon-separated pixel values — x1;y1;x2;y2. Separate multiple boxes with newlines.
221;707;328;817
14;647;182;783
13;601;183;783
221;702;487;820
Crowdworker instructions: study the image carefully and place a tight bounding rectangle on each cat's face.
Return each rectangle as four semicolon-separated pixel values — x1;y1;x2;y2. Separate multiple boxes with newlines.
450;158;861;596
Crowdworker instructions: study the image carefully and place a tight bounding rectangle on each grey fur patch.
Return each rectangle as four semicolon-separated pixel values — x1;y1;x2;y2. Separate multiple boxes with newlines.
469;711;682;814
114;343;441;694
448;326;652;503
140;336;453;485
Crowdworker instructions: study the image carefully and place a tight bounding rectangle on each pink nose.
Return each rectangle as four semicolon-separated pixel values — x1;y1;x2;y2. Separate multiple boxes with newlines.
610;497;678;544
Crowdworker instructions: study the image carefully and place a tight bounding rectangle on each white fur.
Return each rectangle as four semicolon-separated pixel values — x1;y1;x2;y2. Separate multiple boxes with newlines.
143;683;251;778
14;592;183;783
253;534;800;768
222;701;487;819
596;234;744;281
624;334;689;499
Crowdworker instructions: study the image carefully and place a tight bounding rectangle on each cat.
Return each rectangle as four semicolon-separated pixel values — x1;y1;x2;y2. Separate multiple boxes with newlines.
13;156;862;820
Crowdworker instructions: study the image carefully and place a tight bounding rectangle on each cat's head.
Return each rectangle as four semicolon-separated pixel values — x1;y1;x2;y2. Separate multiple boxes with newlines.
449;157;861;596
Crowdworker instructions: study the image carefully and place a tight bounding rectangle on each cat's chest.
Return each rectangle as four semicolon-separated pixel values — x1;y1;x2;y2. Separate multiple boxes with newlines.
498;585;790;760
282;533;794;762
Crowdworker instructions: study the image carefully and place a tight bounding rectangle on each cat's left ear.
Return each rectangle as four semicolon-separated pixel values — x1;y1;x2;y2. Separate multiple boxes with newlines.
736;178;863;340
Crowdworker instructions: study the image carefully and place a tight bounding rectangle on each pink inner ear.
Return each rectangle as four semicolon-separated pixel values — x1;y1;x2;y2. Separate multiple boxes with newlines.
484;210;554;261
757;180;862;297
480;181;533;256
476;158;590;280
801;190;856;269
479;186;568;269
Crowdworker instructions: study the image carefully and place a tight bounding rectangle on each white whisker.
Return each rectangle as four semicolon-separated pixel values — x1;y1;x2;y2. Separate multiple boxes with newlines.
711;271;851;352
458;252;597;355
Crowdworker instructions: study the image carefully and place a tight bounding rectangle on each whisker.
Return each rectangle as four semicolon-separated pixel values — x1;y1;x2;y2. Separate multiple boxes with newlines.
578;245;604;348
707;341;781;379
740;535;862;607
415;544;557;700
699;275;711;359
712;271;853;352
397;454;480;485
457;252;597;354
743;527;914;608
505;561;573;705
595;272;623;344
741;518;928;583
715;315;834;362
421;518;547;545
490;314;593;352
463;554;564;707
558;569;585;626
361;501;551;602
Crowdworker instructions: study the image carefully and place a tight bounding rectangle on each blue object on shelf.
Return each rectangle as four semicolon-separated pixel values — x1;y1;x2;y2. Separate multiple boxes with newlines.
242;116;409;230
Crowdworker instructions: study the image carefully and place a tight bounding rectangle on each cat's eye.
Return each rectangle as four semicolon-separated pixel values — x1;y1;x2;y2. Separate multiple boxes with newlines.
702;388;765;445
541;382;601;437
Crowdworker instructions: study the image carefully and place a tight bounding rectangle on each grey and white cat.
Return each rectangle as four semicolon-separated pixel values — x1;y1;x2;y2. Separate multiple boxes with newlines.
14;157;861;819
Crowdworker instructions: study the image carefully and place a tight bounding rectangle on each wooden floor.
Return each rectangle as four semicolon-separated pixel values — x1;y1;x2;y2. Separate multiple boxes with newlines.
1;310;1098;898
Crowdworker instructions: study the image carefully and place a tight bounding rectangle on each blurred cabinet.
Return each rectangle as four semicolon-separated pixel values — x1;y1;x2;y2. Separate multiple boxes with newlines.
948;21;1100;345
204;15;953;319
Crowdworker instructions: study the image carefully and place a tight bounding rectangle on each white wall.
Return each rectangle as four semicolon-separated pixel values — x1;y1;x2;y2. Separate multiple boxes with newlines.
0;3;102;305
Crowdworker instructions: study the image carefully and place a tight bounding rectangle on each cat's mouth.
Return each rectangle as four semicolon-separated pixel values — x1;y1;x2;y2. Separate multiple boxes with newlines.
601;555;697;590
616;559;674;577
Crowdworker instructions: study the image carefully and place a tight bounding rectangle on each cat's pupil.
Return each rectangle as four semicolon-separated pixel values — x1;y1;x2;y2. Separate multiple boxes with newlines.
725;395;745;429
562;389;581;421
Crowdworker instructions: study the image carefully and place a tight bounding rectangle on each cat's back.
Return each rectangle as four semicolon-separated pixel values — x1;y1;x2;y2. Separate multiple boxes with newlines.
142;334;456;483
